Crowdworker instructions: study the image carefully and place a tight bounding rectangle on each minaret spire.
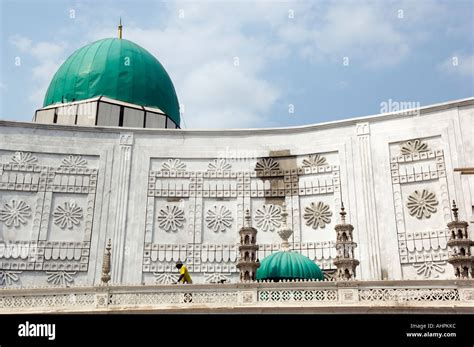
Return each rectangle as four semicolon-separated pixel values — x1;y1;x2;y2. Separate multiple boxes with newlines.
340;201;346;224
118;18;123;39
451;200;459;222
333;202;359;280
101;239;112;285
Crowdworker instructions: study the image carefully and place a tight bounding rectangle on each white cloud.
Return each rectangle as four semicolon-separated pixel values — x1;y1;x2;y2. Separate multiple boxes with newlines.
86;1;290;128
29;60;64;105
9;1;455;128
30;42;65;61
9;34;32;52
9;34;66;106
440;54;474;78
80;1;423;127
317;4;409;67
179;61;279;128
278;2;410;68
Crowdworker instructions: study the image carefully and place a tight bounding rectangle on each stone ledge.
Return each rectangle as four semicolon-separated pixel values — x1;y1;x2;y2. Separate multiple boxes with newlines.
0;279;472;313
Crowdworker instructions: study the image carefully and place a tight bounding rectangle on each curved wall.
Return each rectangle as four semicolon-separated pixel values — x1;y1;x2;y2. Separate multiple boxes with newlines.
0;98;472;286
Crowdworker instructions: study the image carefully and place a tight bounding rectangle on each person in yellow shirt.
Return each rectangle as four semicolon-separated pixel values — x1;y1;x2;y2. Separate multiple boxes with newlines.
175;261;192;284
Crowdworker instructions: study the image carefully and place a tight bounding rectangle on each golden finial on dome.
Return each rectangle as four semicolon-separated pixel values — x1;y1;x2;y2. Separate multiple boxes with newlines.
118;17;123;39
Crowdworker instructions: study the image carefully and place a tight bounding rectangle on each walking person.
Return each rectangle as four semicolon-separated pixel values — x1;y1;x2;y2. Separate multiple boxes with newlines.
175;261;192;284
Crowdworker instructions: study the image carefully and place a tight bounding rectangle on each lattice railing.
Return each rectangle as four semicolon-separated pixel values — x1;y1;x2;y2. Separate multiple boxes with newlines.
0;280;471;312
258;289;338;302
0;293;96;309
359;288;460;302
108;291;238;306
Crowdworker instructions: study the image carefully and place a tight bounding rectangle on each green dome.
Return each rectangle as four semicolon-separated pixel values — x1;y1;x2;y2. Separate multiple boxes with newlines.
256;251;324;281
43;38;180;126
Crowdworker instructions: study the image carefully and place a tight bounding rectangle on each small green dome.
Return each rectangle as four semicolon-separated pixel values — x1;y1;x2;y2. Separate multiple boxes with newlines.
43;38;180;126
256;251;324;281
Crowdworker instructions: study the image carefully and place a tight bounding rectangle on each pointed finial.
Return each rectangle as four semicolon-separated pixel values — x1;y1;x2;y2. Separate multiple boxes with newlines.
340;201;346;224
451;200;459;221
101;239;112;285
244;209;251;227
278;202;293;251
118;17;123;39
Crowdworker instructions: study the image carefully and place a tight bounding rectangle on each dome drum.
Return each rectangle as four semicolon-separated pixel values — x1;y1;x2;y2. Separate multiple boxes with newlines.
34;96;179;129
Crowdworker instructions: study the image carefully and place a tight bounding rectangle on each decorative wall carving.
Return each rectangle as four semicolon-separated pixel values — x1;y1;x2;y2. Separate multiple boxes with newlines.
142;243;239;274
413;261;446;279
391;138;450;280
400;139;429;155
157;206;185;232
145;153;339;281
323;269;337;281
0;199;32;228
148;157;339;198
60;155;87;168
145;152;339;281
0;150;98;278
254;204;281;232
303;201;332;229
119;133;134;146
0;270;21;286
390;152;446;185
302;154;327;168
0;240;91;272
10;152;38;165
406;190;438;219
207;159;231;172
205;272;231;283
205;205;233;232
397;229;450;265
46;271;76;286
153;273;179;284
255;158;280;173
142;241;336;277
161;159;186;172
53;201;84;229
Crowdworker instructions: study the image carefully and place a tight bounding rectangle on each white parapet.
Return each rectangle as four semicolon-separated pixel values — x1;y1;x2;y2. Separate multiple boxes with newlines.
0;279;472;314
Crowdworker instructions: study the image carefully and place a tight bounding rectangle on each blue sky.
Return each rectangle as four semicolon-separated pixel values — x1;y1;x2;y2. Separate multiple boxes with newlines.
0;0;473;129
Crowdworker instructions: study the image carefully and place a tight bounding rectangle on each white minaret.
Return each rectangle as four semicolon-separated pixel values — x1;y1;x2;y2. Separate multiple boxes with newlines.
237;210;260;281
447;200;473;278
333;202;359;280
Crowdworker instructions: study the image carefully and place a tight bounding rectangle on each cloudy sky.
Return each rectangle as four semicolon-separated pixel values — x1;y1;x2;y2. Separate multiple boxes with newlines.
0;0;473;128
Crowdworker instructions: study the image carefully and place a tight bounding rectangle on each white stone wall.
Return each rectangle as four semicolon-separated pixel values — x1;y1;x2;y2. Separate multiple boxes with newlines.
0;98;472;286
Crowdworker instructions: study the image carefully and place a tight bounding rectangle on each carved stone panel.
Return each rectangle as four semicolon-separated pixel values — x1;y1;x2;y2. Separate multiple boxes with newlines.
0;150;99;283
389;137;451;279
144;152;341;282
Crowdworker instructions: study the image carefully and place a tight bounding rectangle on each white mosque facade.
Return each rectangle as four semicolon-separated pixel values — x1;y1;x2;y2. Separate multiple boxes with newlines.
0;36;473;313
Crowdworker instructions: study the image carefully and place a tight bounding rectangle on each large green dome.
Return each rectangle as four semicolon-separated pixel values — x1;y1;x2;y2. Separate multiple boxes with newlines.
256;251;324;281
43;38;180;126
